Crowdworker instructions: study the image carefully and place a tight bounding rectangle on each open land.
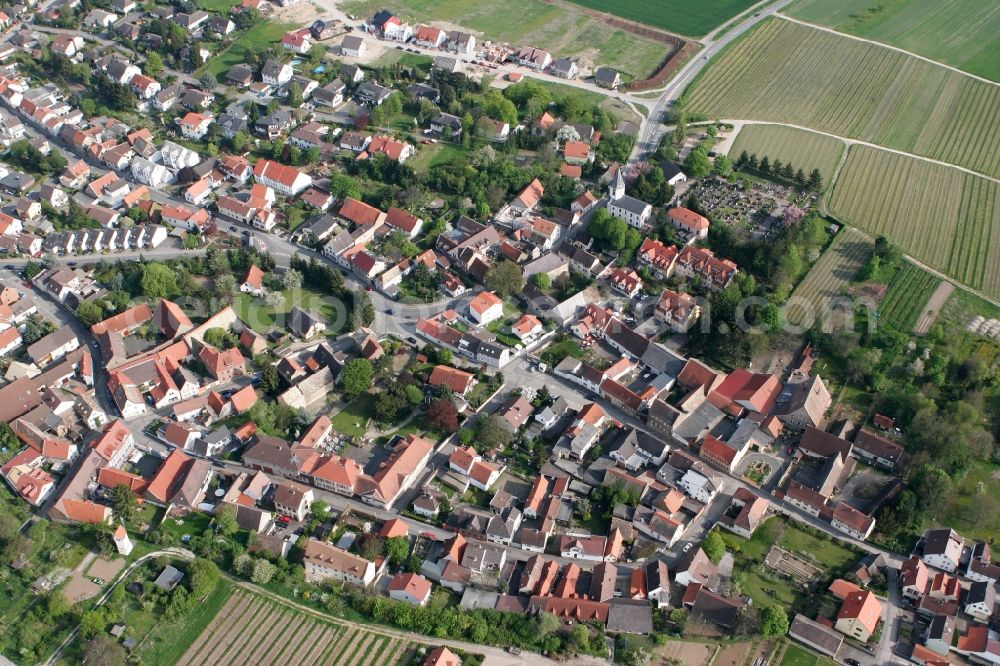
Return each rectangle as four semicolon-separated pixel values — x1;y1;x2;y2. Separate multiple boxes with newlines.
201;21;297;79
938;460;1000;544
181;588;420;666
683;18;1000;179
784;0;1000;82
778;642;837;666
786;228;872;328
341;0;668;78
828;145;1000;299
561;0;759;38
729;124;846;186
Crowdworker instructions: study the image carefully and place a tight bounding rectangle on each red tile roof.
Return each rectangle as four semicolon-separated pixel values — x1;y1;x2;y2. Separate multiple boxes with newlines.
379;517;409;539
146;449;190;504
429;365;475;393
339;197;382;226
230;385;258;413
668;206;710;230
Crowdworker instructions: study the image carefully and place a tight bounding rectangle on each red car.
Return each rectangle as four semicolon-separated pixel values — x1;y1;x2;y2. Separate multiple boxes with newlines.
276;515;291;525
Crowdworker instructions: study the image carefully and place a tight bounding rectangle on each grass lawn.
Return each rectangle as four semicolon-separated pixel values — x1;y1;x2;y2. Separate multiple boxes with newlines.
233;289;346;335
329;392;378;437
408;143;466;173
540;337;584;365
202;21;296;79
156;512;212;541
779;642;835;666
779;524;859;571
195;0;239;10
742;570;803;610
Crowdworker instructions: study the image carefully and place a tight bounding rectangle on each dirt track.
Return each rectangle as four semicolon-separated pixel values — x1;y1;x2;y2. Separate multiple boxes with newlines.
914;280;954;334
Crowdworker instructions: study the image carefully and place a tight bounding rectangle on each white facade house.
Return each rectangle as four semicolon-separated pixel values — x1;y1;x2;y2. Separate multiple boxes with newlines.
678;468;721;504
607;169;652;228
303;540;376;586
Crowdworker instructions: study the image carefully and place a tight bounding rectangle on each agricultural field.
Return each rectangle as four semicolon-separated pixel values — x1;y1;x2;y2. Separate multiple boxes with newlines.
561;0;758;37
729;124;846;187
784;0;1000;82
683;19;1000;179
181;588;421;666
878;262;941;332
786;228;872;328
340;0;667;78
828;145;1000;299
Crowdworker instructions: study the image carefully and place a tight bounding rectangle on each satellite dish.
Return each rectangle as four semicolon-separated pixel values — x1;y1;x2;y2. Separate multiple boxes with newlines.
215;489;225;497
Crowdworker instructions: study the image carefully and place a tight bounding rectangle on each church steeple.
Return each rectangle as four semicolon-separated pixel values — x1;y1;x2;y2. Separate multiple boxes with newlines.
609;167;625;200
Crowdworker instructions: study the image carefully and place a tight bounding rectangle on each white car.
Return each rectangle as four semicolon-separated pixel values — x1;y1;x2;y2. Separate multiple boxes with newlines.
682;542;693;553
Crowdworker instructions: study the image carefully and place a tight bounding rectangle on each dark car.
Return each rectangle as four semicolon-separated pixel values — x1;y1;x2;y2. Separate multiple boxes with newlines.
4;265;13;270
844;659;860;666
229;225;237;232
406;336;417;344
386;308;394;315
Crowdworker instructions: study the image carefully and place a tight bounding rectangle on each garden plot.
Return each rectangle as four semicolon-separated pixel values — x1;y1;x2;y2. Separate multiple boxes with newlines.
764;546;824;584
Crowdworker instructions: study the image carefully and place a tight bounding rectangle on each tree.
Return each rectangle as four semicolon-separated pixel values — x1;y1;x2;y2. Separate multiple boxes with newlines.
141;263;178;299
281;268;302;291
427;398;459;433
759;156;770;174
215;273;237;299
188;558;221;597
761;605;789;637
80;608;107;639
537;611;560;636
684;146;712;178
713;154;733;178
250;558;276;584
260;364;281;395
312;500;330;521
385;536;409;565
233;552;253;577
476;414;512;450
111;485;138;525
531;272;551;289
75;301;104;327
341;358;374;396
484;260;523;299
84;638;125;666
701;530;725;564
145;52;164;77
214;504;238;537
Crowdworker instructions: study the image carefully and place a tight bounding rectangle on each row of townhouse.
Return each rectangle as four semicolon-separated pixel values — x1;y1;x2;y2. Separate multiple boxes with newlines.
40;224;167;255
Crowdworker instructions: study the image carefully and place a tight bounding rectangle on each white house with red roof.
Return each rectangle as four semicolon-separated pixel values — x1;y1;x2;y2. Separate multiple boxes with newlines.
512;314;543;342
607;267;643;298
467;290;503;325
282;28;312;54
668;207;710;242
385;207;423;238
655;289;700;332
388;572;433;605
253;159;312;196
178;112;213;140
240;264;266;296
414;24;446;48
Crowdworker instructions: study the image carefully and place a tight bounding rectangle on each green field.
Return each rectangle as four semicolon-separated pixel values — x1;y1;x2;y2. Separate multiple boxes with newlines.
195;0;239;11
562;0;758;37
729;124;846;186
785;0;1000;82
878;262;941;332
202;21;296;79
341;0;667;78
683;19;1000;179
787;228;873;327
828;145;1000;299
